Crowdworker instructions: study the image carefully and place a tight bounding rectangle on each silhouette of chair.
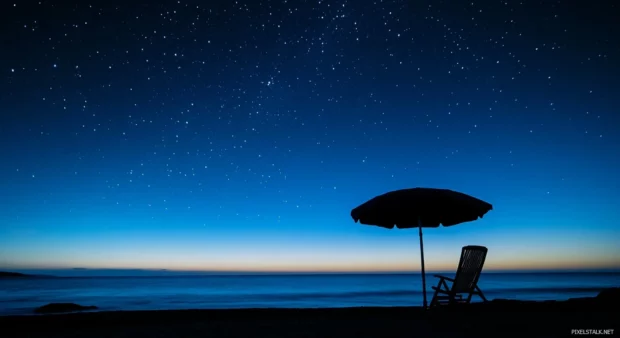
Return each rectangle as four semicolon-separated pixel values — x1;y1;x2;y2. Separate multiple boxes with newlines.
430;245;488;307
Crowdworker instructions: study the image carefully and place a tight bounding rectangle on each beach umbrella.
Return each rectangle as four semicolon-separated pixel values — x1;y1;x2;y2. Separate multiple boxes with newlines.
350;187;492;309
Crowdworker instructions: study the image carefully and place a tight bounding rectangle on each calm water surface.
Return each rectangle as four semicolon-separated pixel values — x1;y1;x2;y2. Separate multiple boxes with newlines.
1;272;618;315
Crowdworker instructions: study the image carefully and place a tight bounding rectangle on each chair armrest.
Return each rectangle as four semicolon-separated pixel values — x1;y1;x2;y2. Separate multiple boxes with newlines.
433;274;455;282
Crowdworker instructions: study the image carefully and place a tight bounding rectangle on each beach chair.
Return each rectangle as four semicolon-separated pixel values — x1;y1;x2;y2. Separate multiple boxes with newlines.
430;245;488;307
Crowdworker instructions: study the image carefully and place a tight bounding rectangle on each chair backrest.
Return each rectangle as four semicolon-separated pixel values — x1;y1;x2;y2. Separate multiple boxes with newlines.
451;245;488;293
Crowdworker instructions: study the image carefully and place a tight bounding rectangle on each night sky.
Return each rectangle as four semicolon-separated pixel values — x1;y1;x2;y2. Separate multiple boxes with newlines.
1;1;619;273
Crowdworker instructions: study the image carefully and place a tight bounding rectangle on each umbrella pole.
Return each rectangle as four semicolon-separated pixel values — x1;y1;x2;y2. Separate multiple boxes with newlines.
418;221;428;309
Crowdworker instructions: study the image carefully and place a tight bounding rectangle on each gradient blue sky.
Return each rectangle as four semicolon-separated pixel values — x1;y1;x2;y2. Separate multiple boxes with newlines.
1;1;619;275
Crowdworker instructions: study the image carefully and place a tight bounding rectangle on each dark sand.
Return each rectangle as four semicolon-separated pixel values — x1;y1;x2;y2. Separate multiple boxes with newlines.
1;296;618;338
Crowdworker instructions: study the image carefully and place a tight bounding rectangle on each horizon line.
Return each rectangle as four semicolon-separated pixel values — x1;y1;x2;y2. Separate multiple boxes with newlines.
4;267;620;276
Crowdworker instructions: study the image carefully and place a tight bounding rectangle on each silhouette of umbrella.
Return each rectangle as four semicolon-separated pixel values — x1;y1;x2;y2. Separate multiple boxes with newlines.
350;187;492;309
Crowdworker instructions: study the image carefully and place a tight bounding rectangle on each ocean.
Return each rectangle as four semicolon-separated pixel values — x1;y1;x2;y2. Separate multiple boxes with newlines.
1;272;618;316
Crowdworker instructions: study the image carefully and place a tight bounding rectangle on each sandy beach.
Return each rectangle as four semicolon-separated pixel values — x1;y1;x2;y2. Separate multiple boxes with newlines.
1;293;618;338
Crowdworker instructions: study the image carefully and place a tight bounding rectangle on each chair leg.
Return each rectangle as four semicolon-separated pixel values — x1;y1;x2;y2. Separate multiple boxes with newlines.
476;286;488;302
448;293;457;305
430;288;440;308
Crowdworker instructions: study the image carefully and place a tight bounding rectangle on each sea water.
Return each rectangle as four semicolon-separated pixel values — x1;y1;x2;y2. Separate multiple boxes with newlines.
1;272;618;315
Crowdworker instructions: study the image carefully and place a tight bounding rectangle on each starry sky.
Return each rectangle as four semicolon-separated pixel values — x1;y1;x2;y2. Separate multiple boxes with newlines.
1;1;619;274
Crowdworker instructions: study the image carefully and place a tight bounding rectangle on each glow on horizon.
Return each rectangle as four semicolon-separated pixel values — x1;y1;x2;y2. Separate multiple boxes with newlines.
2;261;619;274
2;221;619;273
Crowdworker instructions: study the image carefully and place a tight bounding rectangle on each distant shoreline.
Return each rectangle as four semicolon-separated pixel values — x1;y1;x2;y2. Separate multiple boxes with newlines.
0;271;31;278
0;271;52;278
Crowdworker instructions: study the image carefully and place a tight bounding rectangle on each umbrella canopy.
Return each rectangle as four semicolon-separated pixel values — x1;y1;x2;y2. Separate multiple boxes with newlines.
350;187;493;309
351;188;492;228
